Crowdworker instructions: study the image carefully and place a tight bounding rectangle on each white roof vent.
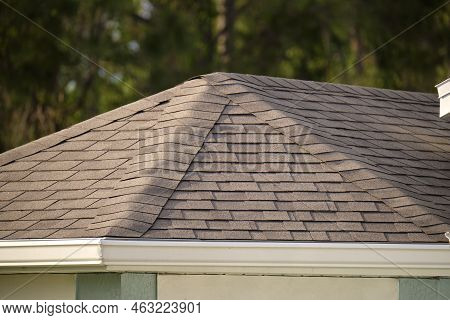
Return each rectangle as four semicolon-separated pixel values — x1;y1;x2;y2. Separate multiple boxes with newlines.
436;78;450;118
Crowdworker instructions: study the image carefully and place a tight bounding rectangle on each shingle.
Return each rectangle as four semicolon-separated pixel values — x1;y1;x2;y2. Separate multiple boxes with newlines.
194;230;226;240
217;182;260;191
0;191;23;201
89;219;152;233
291;231;313;240
183;210;232;220
262;231;293;240
46;180;97;190
72;159;128;170
71;131;116;141
385;233;411;243
212;192;248;201
32;161;81;171
304;222;340;231
291;211;314;221
87;140;136;150
48;141;96;151
259;182;317;192
0;161;39;171
336;222;364;231
310;231;329;241
63;219;91;229
276;201;330;211
0;220;38;230
48;190;96;200
21;210;68;220
14;191;55;201
46;199;98;210
208;220;256;230
96;150;136;160
231;211;264;220
0;201;10;210
336;202;378;212
349;232;387;242
214;201;277;211
407;233;435;242
257;221;288;231
0;181;55;191
165;200;214;210
144;229;196;239
0;230;15;239
0;210;31;220
394;222;422;232
19;151;60;161
60;209;97;219
336;211;364;221
6;229;57;239
22;171;76;181
1;200;56;211
0;73;447;242
362;212;404;222
0;171;31;182
221;230;252;239
29;219;77;230
171;191;214;200
328;232;354;241
169;219;208;229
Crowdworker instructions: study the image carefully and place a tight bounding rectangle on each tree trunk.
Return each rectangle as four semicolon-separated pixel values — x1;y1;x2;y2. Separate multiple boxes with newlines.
216;0;235;70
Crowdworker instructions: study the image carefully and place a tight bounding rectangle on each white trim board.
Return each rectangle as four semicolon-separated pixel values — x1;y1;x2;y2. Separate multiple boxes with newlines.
0;238;449;277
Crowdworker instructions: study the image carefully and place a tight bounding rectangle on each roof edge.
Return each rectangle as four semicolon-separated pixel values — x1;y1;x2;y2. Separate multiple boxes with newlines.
0;238;449;277
0;87;176;167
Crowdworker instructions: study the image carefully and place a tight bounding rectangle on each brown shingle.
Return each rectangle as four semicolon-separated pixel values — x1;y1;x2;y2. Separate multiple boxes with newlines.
0;73;447;243
23;171;76;181
46;180;97;191
0;181;56;191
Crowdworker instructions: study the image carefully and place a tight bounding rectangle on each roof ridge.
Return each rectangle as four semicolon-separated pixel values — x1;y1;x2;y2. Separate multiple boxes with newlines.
87;78;232;237
203;72;438;104
0;88;176;167
203;75;445;241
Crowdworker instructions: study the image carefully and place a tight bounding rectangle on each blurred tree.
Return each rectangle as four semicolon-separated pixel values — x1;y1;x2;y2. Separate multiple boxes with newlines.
0;0;448;151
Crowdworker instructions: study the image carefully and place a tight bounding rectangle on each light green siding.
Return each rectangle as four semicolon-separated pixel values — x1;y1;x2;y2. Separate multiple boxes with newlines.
76;273;156;300
399;278;450;300
76;273;121;300
120;273;157;300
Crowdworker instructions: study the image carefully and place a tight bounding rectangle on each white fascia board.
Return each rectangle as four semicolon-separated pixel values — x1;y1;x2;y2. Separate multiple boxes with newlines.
0;239;103;267
436;78;450;118
1;239;450;277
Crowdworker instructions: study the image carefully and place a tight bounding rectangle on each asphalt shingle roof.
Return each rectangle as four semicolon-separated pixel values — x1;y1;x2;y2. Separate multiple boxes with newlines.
0;72;449;242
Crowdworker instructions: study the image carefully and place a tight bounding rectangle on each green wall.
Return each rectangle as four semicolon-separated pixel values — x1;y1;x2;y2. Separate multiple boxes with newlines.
399;278;450;300
76;273;157;300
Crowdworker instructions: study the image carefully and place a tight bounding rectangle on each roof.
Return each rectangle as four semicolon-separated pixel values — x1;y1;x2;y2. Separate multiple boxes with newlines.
0;72;449;243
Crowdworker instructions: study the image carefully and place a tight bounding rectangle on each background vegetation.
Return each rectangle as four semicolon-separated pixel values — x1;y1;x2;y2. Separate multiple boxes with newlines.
0;0;448;152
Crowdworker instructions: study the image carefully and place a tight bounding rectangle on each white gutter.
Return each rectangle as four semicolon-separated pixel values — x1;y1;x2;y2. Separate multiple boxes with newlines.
436;78;450;118
0;238;449;277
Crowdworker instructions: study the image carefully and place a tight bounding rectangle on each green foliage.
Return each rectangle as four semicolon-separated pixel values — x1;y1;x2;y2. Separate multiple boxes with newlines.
0;0;448;151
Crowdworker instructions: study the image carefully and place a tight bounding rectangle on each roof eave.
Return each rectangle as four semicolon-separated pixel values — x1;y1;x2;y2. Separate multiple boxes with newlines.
0;238;449;277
